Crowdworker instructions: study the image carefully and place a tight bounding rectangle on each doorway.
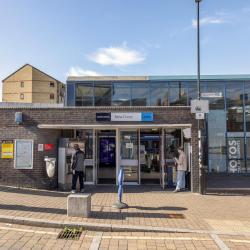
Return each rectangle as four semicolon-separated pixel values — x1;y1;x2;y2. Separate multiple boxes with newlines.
97;130;116;184
140;129;161;184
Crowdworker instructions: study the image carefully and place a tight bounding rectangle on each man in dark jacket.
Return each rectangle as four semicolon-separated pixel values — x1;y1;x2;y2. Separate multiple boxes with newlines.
71;144;85;193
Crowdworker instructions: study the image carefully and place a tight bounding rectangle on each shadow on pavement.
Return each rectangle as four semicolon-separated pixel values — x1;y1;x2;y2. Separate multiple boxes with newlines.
0;204;66;214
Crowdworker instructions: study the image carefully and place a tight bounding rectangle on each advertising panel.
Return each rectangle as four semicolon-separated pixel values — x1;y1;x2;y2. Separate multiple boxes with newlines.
1;140;14;159
227;138;242;173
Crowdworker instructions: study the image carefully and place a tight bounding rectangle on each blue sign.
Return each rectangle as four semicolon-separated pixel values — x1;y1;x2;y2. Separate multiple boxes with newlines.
141;112;154;122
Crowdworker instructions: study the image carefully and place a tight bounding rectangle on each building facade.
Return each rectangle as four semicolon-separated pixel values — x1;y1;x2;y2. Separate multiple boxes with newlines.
0;75;250;193
2;64;65;104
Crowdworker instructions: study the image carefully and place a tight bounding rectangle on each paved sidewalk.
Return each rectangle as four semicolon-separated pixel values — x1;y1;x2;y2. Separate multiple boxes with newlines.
0;186;249;235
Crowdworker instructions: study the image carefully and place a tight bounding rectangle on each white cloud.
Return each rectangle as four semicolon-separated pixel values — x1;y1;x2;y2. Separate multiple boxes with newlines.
67;67;101;77
88;45;146;66
192;17;226;27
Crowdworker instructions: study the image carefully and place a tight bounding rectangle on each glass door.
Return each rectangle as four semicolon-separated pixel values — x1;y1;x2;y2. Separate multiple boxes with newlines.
120;130;139;183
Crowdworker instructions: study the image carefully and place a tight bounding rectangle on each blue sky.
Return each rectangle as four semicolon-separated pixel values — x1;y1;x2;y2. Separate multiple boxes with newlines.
1;0;250;99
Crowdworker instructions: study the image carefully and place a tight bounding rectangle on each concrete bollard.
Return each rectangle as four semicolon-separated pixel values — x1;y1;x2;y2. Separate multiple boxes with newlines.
67;193;91;217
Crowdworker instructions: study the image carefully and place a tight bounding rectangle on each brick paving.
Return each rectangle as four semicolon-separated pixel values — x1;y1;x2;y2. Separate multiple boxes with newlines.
0;185;250;236
0;223;250;249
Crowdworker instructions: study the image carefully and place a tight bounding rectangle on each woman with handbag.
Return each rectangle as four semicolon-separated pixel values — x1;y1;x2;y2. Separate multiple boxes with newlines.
173;147;187;193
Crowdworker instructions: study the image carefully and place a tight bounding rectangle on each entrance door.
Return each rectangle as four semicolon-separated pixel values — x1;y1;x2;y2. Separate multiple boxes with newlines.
97;130;116;184
120;130;139;184
140;129;161;184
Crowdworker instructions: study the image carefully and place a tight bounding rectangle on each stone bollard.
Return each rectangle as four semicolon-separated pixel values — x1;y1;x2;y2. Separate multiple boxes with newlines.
67;193;91;217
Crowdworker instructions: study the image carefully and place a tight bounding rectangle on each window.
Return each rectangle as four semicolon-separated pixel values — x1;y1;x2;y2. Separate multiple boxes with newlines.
20;82;24;88
169;82;188;106
76;83;93;106
20;93;24;99
94;83;112;106
50;93;55;99
131;83;150;106
201;82;225;110
50;82;55;87
207;111;227;173
226;82;244;132
187;82;197;105
150;82;169;106
112;83;131;106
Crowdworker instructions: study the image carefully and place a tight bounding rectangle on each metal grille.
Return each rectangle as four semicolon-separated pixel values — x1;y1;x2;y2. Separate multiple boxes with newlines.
57;227;83;240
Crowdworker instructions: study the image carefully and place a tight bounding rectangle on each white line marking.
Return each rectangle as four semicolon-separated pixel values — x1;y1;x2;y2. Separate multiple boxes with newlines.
0;226;58;235
211;234;229;250
89;232;102;250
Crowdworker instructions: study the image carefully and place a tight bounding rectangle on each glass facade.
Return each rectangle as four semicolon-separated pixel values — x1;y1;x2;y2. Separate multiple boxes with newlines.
67;78;250;174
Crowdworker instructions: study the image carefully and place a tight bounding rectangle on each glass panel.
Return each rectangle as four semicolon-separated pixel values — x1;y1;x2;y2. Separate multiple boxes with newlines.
140;129;160;184
208;111;227;173
76;83;93;106
187;82;197;105
97;130;116;184
112;83;131;106
76;130;93;159
150;82;169;106
120;130;139;183
247;137;250;158
66;83;75;106
120;131;138;160
169;82;188;106
94;83;112;106
227;137;245;173
131;83;150;106
244;82;250;131
201;82;225;110
226;82;244;132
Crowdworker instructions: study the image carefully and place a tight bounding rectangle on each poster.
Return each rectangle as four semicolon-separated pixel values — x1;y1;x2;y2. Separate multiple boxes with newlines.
15;140;33;169
1;140;14;159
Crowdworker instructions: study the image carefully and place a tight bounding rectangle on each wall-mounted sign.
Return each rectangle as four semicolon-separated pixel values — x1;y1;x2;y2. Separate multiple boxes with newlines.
201;92;223;98
195;113;205;120
1;140;14;159
15;140;33;169
96;112;154;122
38;144;44;152
227;138;241;173
44;144;54;151
126;143;133;149
111;112;154;122
191;100;209;113
96;113;111;121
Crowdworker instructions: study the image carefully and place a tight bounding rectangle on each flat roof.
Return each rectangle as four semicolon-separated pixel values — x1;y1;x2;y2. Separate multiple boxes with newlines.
67;74;250;82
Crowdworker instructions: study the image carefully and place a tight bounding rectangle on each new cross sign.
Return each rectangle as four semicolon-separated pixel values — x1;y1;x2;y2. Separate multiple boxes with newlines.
111;112;154;122
96;112;154;122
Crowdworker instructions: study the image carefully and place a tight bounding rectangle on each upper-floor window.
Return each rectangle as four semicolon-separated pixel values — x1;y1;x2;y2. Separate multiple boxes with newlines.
20;93;24;99
150;82;169;106
94;83;111;106
50;82;55;87
20;82;24;88
76;83;93;106
50;93;55;99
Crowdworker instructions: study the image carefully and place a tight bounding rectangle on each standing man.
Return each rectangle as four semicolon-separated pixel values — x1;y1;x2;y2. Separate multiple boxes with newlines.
71;144;85;193
173;147;187;193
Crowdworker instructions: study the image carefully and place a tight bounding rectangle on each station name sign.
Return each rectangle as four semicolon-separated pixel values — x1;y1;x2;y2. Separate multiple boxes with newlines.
96;112;154;122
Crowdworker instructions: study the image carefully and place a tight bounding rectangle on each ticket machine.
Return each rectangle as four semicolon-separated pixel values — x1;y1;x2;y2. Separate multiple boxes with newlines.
58;138;94;190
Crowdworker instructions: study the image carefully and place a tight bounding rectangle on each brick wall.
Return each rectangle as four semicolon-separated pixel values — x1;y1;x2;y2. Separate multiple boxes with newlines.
0;106;199;191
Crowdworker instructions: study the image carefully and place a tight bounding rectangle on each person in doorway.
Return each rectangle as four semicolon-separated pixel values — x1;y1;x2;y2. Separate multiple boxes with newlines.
173;147;187;192
71;144;85;193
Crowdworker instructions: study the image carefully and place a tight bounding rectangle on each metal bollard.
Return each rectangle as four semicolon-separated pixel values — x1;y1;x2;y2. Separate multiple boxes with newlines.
113;167;128;209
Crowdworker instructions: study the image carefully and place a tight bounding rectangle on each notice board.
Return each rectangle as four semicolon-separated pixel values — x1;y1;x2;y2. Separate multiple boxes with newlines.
14;140;33;169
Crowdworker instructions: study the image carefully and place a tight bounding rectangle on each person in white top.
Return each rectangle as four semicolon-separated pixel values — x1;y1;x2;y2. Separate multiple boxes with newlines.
173;147;187;193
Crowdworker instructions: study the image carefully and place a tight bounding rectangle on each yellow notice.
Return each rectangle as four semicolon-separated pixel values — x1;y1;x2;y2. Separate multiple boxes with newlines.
1;140;14;159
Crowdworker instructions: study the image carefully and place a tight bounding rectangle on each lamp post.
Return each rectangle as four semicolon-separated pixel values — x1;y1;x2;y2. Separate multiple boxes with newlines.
195;0;205;194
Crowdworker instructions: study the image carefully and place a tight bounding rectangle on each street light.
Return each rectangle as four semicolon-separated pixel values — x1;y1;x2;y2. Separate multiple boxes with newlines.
195;0;205;194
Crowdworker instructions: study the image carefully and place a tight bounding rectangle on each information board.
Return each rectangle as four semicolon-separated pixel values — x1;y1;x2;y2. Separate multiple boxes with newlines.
1;140;14;159
15;140;33;169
